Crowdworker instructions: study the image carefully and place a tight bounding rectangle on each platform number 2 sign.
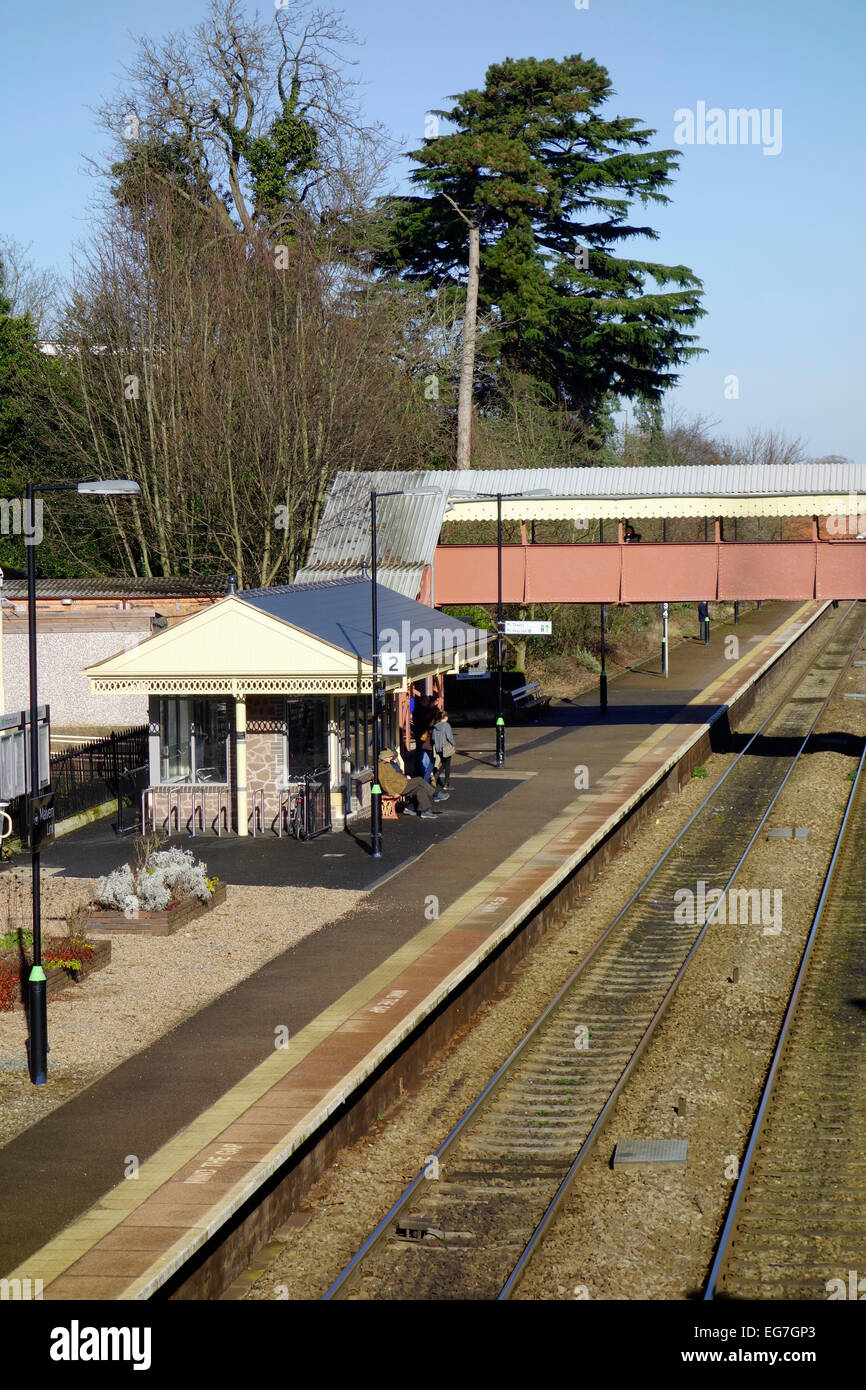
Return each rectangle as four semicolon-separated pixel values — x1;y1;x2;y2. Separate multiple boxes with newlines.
380;652;407;676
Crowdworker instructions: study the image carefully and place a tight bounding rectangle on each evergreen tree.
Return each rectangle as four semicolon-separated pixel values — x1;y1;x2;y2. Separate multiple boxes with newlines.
380;55;705;422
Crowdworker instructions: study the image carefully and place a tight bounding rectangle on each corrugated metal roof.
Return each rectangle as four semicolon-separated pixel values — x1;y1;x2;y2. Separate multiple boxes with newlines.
238;575;489;664
435;464;866;498
296;466;866;595
1;576;227;599
295;472;452;597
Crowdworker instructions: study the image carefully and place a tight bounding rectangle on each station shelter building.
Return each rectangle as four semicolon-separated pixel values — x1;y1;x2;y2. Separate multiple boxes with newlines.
83;577;490;837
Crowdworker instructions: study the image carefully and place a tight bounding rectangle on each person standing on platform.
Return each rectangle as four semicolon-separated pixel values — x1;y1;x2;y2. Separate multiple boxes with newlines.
413;695;436;782
432;709;456;792
697;601;710;643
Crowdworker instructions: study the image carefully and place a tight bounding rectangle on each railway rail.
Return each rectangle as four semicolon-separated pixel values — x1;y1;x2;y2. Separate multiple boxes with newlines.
705;726;866;1299
323;604;865;1301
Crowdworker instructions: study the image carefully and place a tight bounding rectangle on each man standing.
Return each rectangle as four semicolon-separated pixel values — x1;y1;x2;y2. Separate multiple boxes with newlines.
378;748;449;818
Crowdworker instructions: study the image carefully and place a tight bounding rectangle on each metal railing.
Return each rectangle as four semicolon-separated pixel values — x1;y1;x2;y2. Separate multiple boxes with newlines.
278;766;332;840
142;783;231;837
50;725;149;823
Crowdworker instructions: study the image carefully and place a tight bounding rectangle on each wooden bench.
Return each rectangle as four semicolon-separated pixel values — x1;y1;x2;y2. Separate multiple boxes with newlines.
508;681;552;722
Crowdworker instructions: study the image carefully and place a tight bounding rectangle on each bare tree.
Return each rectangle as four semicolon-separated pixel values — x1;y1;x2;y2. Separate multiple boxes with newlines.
94;0;394;238
45;179;443;583
0;237;63;334
722;427;807;469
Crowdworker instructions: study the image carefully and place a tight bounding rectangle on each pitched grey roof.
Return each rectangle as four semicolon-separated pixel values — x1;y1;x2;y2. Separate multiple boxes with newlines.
238;576;489;665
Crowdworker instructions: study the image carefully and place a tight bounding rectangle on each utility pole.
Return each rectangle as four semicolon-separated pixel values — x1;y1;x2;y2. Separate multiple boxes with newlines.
496;493;505;766
370;491;382;859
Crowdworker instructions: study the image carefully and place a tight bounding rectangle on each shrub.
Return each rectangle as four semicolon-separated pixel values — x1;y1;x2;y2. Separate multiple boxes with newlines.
64;899;91;944
44;941;94;973
574;646;602;673
94;847;215;915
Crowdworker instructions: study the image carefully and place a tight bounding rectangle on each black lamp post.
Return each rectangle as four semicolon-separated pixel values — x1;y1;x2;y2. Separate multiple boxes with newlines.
368;486;440;858
25;478;140;1085
495;493;505;767
599;519;607;713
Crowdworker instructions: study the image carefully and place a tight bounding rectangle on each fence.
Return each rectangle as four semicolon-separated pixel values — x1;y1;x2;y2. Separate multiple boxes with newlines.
50;726;149;825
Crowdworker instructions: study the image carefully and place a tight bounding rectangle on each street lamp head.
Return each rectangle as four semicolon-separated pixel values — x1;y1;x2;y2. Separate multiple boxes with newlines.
445;487;554;511
370;486;444;502
76;479;141;496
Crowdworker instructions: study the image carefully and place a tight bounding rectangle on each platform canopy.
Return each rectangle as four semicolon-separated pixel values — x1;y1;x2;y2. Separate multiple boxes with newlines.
297;465;866;598
85;578;490;696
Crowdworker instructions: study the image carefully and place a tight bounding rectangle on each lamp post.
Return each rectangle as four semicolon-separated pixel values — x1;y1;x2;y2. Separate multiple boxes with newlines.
368;486;441;858
599;519;607;714
25;478;140;1085
444;488;552;766
495;493;505;766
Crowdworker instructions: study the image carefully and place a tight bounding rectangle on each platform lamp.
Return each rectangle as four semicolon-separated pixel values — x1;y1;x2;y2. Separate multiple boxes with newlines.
443;489;552;767
25;478;140;1086
369;486;442;859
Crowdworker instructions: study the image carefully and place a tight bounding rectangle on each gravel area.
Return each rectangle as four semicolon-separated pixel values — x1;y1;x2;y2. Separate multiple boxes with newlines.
243;608;854;1301
516;744;860;1301
0;872;364;1148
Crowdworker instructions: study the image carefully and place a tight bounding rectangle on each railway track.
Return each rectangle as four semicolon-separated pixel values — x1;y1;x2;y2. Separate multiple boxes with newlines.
705;730;866;1300
324;604;866;1301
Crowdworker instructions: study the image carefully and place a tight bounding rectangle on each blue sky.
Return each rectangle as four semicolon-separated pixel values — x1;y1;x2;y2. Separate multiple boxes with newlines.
3;0;863;459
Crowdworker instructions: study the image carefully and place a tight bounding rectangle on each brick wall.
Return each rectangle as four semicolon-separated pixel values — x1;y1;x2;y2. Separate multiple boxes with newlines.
246;696;287;832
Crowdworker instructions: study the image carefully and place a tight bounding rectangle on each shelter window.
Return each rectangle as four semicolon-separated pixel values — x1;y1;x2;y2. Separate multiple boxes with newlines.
158;698;229;783
336;694;396;772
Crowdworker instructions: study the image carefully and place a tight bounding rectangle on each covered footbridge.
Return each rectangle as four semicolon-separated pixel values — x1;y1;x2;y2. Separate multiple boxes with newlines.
298;464;866;604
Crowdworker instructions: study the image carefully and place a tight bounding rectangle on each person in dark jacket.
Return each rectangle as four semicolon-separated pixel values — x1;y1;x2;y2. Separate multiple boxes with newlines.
432;710;456;791
411;692;436;780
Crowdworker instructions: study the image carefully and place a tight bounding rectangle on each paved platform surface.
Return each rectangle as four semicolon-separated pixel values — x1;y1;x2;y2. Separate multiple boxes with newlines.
36;773;526;891
0;602;828;1296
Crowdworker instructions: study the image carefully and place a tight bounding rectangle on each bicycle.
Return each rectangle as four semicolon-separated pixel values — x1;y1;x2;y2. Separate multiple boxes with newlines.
288;783;307;840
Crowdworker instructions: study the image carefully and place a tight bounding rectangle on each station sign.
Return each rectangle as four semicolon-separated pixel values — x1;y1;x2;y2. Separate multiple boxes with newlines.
0;706;50;801
29;792;55;849
379;651;407;676
503;620;552;636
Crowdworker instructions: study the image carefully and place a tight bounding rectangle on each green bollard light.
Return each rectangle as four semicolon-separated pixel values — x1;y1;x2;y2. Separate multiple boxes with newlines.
495;716;506;768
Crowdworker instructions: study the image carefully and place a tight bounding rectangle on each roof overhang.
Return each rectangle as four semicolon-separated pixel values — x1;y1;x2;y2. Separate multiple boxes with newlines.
442;493;866;523
85;593;490;697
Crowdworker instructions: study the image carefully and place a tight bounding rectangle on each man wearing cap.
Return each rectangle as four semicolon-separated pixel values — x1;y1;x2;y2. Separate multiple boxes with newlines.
377;748;449;818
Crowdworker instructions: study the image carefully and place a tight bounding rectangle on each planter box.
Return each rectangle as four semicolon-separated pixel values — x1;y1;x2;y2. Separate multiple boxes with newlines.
84;881;227;937
1;938;112;1008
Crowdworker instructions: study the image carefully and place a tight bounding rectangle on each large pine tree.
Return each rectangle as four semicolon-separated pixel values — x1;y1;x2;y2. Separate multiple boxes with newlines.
381;54;705;420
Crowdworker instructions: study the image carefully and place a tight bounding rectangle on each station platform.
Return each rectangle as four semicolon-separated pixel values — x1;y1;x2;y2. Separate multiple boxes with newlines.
0;600;829;1298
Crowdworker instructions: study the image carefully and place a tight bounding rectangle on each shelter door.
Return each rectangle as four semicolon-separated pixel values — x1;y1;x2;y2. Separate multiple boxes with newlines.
286;697;329;776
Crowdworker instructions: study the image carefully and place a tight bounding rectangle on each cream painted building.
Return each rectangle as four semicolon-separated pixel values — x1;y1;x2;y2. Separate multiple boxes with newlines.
84;577;489;836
